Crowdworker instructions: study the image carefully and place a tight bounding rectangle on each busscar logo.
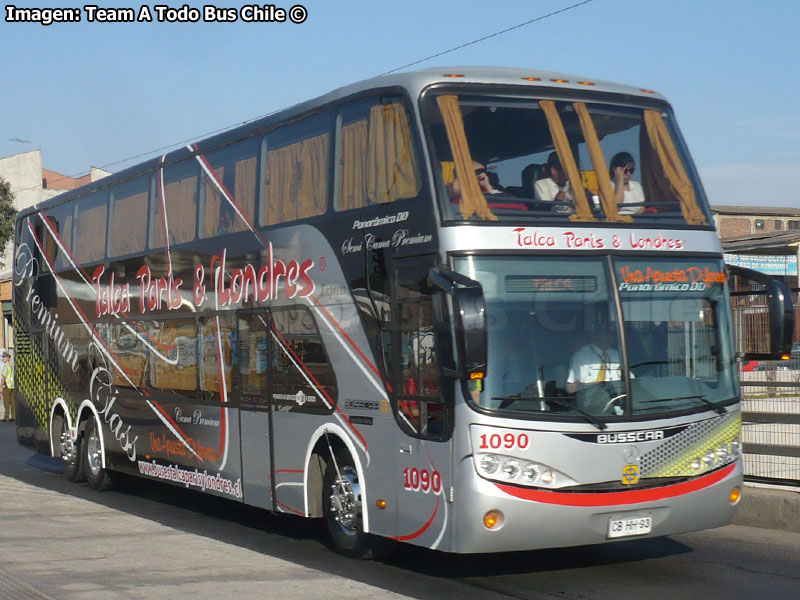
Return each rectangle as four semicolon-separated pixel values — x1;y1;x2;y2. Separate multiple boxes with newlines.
564;426;688;444
599;431;664;444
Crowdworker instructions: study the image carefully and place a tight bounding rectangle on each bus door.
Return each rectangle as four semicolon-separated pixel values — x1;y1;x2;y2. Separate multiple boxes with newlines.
237;310;274;510
391;257;452;544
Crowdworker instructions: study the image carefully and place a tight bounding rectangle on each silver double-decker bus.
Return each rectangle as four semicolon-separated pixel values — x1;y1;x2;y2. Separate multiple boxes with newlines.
13;67;794;556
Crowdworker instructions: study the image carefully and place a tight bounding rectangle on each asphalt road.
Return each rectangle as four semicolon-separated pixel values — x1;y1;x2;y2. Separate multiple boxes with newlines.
1;421;799;600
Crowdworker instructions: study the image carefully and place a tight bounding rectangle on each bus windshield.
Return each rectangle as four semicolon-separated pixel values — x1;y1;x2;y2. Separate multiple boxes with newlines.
454;256;738;421
424;93;711;226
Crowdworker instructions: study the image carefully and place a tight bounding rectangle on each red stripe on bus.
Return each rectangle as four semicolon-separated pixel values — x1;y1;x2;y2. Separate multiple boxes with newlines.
493;463;737;506
390;495;440;541
271;326;367;450
212;316;228;462
310;296;392;393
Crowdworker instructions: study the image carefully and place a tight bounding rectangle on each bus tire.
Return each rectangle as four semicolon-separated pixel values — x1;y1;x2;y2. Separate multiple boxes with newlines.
53;414;85;483
323;450;373;558
84;417;113;491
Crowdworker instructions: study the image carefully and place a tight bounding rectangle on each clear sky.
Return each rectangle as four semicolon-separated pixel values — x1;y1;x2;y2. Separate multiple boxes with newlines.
1;0;798;208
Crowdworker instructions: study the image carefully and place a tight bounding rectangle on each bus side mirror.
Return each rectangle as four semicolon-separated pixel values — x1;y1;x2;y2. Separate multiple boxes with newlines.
452;286;488;379
429;267;488;380
727;265;795;360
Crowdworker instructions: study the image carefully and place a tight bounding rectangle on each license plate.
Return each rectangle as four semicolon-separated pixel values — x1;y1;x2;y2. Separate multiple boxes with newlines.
607;515;652;539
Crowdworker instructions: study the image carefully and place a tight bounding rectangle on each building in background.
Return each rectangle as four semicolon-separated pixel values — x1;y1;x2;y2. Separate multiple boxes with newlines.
0;149;110;350
713;205;800;347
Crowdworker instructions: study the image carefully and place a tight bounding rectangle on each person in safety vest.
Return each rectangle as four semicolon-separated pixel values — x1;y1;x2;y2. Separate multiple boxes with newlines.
1;351;14;422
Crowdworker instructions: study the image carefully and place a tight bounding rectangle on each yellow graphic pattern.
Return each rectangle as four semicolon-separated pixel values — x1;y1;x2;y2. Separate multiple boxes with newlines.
14;312;74;430
643;412;741;478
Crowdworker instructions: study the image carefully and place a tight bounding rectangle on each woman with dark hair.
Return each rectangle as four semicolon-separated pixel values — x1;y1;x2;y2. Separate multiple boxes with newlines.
609;152;644;215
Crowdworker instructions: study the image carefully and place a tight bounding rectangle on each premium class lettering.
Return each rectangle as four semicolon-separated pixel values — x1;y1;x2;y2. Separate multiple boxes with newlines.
24;286;79;372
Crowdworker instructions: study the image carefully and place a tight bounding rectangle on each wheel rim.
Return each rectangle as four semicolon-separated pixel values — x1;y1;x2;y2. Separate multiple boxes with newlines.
329;466;362;535
86;425;102;476
58;420;77;465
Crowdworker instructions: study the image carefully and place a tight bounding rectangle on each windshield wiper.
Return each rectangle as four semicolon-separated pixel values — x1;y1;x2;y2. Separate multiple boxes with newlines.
643;394;726;415
491;395;607;430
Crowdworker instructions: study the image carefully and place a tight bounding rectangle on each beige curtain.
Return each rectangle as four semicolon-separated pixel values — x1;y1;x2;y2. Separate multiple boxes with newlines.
367;104;421;204
202;319;233;394
165;176;197;244
263;133;329;225
436;95;496;220
154;321;198;391
235;156;257;226
75;201;107;263
339;119;369;210
110;190;148;256
539;100;596;222
574;103;632;223
203;166;225;238
644;110;707;225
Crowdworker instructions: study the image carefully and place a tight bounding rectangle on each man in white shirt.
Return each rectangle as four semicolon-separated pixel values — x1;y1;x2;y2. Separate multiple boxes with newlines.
534;152;574;202
566;327;622;394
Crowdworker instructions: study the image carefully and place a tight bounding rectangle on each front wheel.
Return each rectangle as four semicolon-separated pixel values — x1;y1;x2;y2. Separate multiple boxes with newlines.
322;451;375;558
84;417;113;491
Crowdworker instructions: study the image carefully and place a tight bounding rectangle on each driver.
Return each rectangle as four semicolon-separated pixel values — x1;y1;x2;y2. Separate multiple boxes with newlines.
566;321;623;395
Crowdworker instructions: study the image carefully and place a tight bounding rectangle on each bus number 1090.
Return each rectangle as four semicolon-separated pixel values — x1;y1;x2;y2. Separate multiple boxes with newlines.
403;467;442;494
479;432;530;450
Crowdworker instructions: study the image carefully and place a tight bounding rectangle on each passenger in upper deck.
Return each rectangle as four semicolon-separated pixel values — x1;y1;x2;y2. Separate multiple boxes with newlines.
446;160;503;201
610;152;645;215
534;152;575;203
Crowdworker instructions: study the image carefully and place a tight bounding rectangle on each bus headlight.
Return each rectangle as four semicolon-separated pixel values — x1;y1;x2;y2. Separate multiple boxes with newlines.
501;459;520;479
475;453;573;488
479;454;500;475
689;436;741;473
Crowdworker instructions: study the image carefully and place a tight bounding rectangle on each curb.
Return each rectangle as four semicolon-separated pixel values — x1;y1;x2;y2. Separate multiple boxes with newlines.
734;485;800;533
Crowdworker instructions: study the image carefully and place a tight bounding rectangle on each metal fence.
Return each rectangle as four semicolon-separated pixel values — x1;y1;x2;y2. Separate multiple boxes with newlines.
734;288;800;486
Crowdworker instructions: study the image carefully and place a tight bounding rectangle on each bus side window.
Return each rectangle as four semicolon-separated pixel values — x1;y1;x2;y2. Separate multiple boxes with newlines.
108;176;149;258
151;160;199;248
238;312;269;406
336;96;422;211
261;113;332;227
200;315;237;398
74;191;108;265
270;306;337;414
394;264;449;441
201;139;258;238
45;204;74;271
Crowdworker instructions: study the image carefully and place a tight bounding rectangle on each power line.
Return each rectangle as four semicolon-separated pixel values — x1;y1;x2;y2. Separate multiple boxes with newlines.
379;0;596;75
6;1;596;198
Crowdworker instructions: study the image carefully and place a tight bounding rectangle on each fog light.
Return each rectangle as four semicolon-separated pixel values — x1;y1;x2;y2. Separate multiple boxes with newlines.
729;487;741;504
483;510;503;529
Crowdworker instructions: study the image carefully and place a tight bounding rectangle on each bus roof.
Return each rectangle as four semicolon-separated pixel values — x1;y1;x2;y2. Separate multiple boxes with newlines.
19;66;667;219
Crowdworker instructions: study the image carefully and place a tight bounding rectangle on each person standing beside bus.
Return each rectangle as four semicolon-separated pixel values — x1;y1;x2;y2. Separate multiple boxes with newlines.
1;351;14;422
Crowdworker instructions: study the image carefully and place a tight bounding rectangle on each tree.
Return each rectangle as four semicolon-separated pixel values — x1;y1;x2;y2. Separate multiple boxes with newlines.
0;177;18;267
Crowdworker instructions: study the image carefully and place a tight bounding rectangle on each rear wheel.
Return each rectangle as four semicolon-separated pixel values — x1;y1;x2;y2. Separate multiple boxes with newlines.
84;417;113;491
53;414;84;483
